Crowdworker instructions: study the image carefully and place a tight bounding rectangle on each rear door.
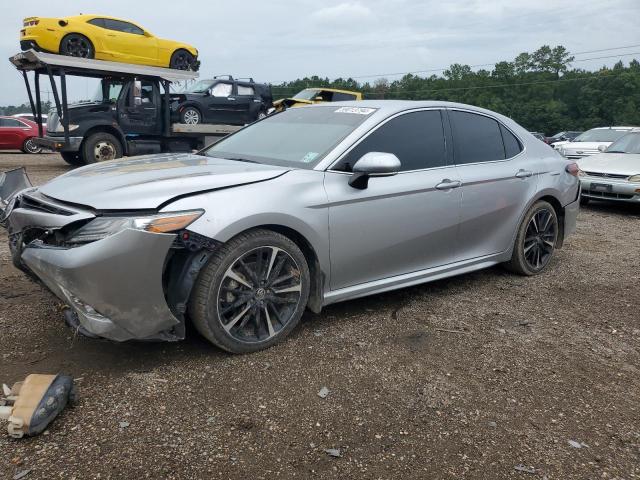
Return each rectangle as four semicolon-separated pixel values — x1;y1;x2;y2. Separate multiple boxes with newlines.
234;83;258;123
447;109;538;259
325;109;462;290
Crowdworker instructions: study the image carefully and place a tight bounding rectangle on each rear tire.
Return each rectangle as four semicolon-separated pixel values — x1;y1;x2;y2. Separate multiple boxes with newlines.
505;200;559;276
170;49;196;70
22;138;42;154
189;229;310;354
60;34;94;59
82;132;123;164
60;151;85;166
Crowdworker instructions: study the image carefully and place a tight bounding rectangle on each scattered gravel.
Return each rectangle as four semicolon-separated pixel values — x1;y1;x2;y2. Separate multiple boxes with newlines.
1;153;639;479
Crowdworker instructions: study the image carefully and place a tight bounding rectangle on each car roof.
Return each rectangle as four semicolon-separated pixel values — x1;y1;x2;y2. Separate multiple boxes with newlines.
588;126;639;131
65;14;145;26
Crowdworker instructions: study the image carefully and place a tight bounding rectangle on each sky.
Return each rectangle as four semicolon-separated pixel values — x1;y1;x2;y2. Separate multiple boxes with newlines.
0;0;639;106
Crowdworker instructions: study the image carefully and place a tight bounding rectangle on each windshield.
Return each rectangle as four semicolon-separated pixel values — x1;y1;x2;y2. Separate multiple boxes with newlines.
606;133;640;154
184;79;213;93
573;129;630;143
90;79;124;103
203;106;376;168
293;89;320;100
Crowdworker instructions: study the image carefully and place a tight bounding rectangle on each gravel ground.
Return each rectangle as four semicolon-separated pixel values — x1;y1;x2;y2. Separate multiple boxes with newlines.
1;153;639;480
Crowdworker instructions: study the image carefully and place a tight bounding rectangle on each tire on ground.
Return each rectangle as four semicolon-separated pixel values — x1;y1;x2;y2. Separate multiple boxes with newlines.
81;132;123;164
189;229;311;354
504;200;559;276
60;151;85;166
22;138;42;154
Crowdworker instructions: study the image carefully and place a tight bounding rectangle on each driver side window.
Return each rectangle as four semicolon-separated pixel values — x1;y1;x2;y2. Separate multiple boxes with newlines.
211;83;233;97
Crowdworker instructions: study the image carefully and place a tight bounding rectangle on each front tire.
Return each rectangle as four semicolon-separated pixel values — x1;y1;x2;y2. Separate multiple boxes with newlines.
180;106;201;125
60;34;94;59
505;200;559;276
60;151;85;166
189;229;311;353
170;49;196;70
22;138;42;154
82;132;123;163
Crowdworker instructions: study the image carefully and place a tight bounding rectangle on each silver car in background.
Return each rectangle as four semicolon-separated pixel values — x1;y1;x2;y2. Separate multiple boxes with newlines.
0;101;580;353
578;131;640;204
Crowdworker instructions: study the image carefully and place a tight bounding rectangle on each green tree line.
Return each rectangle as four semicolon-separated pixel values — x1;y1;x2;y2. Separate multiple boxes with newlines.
272;45;640;135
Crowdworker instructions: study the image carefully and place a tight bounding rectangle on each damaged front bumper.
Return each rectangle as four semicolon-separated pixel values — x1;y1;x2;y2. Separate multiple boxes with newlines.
1;169;186;342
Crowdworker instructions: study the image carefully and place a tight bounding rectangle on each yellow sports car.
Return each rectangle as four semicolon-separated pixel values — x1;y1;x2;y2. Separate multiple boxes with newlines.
20;15;199;70
273;87;363;112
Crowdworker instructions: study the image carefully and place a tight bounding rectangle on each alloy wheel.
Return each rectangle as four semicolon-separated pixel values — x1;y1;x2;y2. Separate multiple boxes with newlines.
523;208;557;270
172;53;192;70
64;37;92;58
217;246;302;344
183;108;200;124
93;141;117;162
24;139;41;154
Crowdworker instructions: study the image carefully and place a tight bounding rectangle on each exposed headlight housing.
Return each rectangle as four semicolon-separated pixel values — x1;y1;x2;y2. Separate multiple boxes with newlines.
66;210;203;244
629;174;640;182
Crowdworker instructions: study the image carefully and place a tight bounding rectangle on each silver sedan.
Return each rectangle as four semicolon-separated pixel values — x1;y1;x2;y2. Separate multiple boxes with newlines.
0;101;580;353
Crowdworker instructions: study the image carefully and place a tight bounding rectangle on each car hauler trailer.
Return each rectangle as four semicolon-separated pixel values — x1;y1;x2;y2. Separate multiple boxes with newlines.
9;50;240;165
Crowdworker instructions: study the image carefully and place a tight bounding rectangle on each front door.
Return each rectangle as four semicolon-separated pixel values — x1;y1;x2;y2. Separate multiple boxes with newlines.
204;82;238;124
325;109;462;290
446;109;539;259
118;80;161;135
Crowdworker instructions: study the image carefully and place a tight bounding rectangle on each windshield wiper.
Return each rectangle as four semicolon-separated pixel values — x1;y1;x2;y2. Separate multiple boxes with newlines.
219;156;259;164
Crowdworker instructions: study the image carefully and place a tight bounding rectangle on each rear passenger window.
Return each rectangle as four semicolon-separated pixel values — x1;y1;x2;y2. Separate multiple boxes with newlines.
237;85;255;96
340;110;447;172
500;124;523;158
449;110;505;164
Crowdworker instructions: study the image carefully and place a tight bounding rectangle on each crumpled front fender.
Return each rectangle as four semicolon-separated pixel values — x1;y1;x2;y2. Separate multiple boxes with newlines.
21;228;181;340
0;168;33;223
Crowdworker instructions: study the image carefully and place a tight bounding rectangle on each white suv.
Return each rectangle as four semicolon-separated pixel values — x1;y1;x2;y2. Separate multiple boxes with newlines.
557;127;639;160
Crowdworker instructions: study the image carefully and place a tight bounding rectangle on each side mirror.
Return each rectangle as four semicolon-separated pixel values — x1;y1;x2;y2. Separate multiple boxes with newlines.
597;145;607;152
132;80;142;106
348;152;401;189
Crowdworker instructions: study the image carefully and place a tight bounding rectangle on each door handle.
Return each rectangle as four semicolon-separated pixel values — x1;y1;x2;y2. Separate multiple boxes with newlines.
227;97;236;101
515;169;533;178
435;179;462;190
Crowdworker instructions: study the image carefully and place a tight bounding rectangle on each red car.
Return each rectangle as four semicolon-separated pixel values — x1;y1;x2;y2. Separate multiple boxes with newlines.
0;116;45;153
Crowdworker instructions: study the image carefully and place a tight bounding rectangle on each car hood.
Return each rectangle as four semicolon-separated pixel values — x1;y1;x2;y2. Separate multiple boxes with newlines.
578;153;640;176
561;141;611;150
39;153;290;210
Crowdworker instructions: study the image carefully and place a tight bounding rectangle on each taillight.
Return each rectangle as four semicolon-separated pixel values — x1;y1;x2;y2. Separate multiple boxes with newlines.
23;19;39;27
566;162;582;177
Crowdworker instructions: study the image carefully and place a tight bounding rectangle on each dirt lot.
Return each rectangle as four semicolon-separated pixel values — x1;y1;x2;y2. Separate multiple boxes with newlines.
1;153;639;479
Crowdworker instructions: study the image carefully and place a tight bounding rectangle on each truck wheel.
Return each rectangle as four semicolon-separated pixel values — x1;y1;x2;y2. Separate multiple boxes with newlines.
180;107;201;125
60;152;84;166
257;109;267;120
60;34;94;59
82;132;123;163
170;50;196;70
22;138;42;154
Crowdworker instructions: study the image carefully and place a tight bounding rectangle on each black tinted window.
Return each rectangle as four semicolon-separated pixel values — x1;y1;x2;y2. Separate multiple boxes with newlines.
450;110;505;164
500;125;523;158
88;18;105;28
103;19;144;35
333;92;357;101
341;110;447;172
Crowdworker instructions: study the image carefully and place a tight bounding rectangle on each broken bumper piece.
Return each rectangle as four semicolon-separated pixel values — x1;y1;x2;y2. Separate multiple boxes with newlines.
21;228;182;341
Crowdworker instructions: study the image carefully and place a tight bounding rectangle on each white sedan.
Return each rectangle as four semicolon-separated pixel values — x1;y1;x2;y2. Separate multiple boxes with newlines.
578;132;640;204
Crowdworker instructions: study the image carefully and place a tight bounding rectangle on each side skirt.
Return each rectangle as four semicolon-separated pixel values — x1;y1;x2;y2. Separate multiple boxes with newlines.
322;252;509;307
